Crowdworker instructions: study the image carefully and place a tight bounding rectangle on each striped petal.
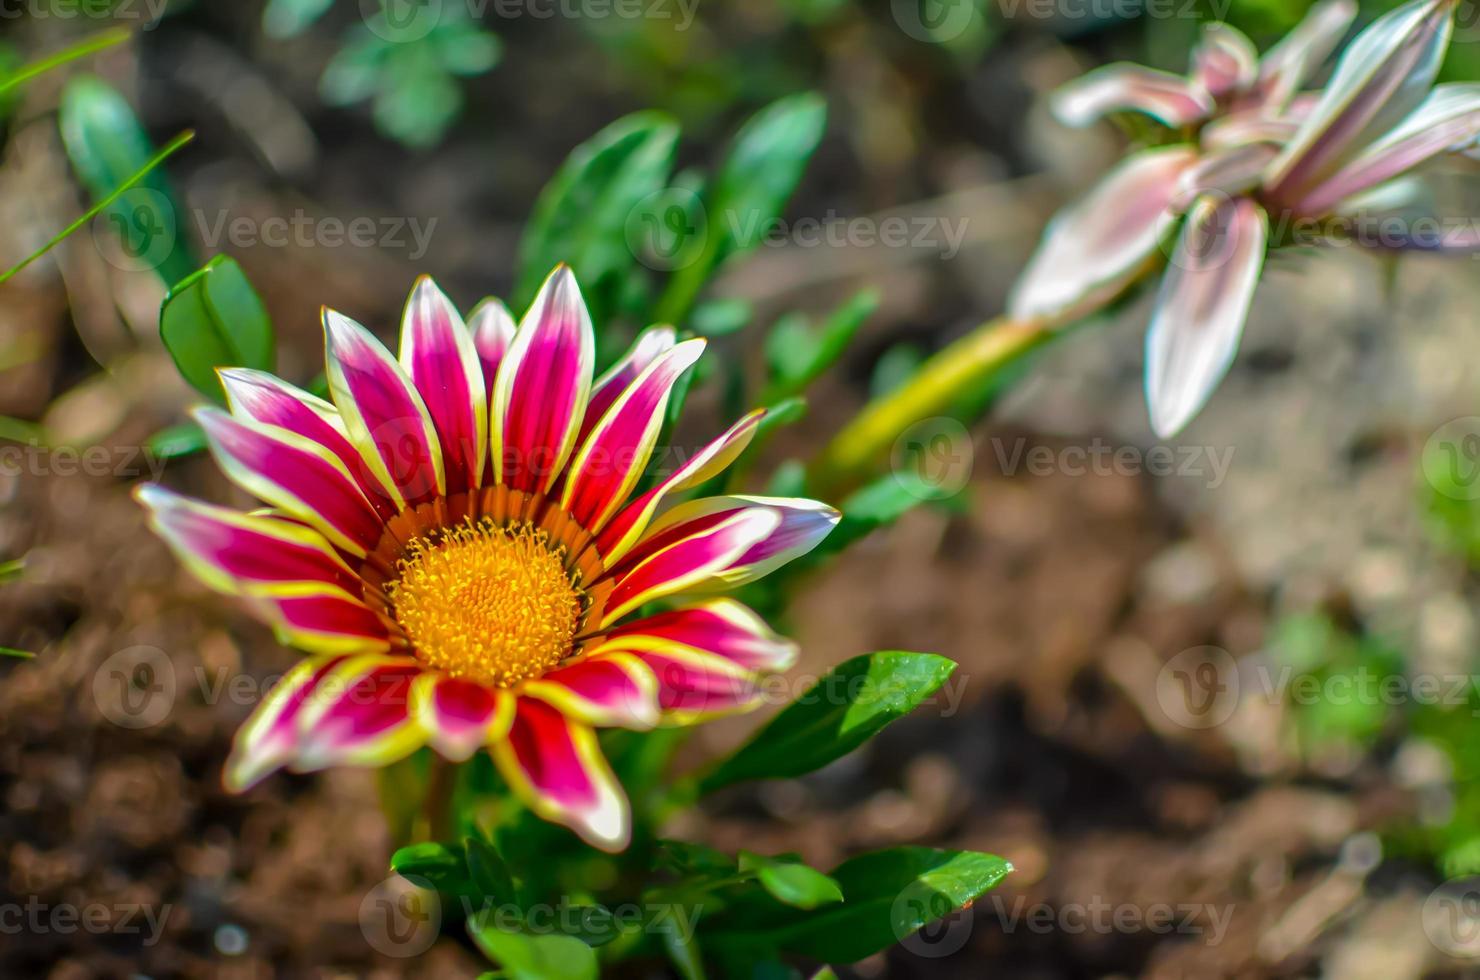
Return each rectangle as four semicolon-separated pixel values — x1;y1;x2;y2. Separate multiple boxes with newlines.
1052;64;1214;129
522;652;660;730
248;591;392;656
581;325;678;444
601;508;782;625
1293;82;1480;215
324;308;445;510
1192;23;1259;101
602;599;798;673
291;656;427;772
412;673;513;761
225;656;349;791
1008;146;1198;324
195;406;383;557
1175;142;1281;211
1145;195;1268;438
399;277;488;493
595;409;764;564
1256;0;1357;108
220;368;398;519
491;697;629;851
1263;0;1454;210
629;646;764;723
469;297;516;398
136;484;359;599
1201;109;1305;152
618;496;840;590
561;339;706;533
492;265;595;495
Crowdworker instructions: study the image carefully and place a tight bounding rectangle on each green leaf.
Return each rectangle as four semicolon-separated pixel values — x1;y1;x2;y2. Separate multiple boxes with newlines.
146;421;207;460
262;0;333;38
655;94;827;324
0;557;26;584
690;298;752;337
59;76;198;288
468;916;599;980
514;112;680;321
0;646;35;659
805;471;934;562
714;847;1011;964
709;93;827;269
700;652;956;793
763;290;877;401
465;836;518;906
159;255;275;400
739;852;843;910
655;840;738;878
390;841;472;895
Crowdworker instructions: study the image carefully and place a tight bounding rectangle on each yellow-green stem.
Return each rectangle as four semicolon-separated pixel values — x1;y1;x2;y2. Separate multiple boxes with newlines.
808;314;1054;497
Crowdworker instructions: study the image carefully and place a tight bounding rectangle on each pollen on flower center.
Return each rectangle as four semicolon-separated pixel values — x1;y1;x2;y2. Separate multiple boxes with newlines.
387;517;583;688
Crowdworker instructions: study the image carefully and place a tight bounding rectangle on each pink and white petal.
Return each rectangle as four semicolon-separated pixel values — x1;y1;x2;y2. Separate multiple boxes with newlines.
1007;146;1199;324
1256;0;1358;108
224;656;349;791
469;297;516;399
324;309;445;510
522;652;660;730
581;325;678;444
290;656;428;772
136;484;360;598
601;599;798;673
594;409;764;564
1294;82;1480;215
629;646;765;723
617;496;841;590
1145;195;1268;439
492;265;595;495
1201;109;1304;152
1192;23;1259;101
600;508;782;625
398;277;488;494
490;696;629;851
412;673;513;761
561;339;706;533
220;368;399;520
1174;142;1281;211
194;406;383;557
1052;64;1214;129
1263;0;1453;210
248;591;393;656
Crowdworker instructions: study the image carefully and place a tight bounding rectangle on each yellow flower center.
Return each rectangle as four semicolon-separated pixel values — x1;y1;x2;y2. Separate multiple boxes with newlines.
387;518;582;688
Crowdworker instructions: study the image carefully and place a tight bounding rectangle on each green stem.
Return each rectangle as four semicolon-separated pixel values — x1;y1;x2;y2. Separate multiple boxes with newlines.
0;129;194;286
807;314;1057;496
418;755;456;843
0;28;130;97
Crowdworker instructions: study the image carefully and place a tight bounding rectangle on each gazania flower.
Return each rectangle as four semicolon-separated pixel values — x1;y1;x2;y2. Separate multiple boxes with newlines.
1012;0;1480;437
136;266;838;850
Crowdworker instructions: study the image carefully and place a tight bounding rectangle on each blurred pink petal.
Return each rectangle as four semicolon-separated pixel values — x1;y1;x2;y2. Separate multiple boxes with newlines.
1295;82;1480;214
1052;64;1214;129
1175;142;1281;210
1009;146;1199;323
1264;0;1453;209
1145;195;1268;438
1255;0;1358;107
1192;23;1258;101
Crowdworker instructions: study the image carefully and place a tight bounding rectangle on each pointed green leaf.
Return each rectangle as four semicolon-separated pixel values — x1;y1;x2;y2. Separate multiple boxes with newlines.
468;916;598;980
700;652;955;793
739;852;843;910
465;836;518;906
159;255;274;400
59;75;198;288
